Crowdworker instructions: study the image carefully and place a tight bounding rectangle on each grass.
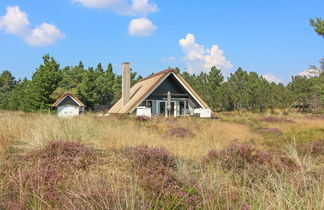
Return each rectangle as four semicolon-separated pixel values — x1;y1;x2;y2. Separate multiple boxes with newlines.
0;111;323;209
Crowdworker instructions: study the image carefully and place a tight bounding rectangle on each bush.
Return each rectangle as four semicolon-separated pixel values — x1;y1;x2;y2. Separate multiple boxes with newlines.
204;144;273;171
298;139;324;156
203;143;299;175
1;141;96;208
261;117;294;123
164;127;194;139
125;146;202;208
258;128;283;135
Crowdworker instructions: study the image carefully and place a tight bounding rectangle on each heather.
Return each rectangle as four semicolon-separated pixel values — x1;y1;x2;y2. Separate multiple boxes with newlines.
0;112;323;209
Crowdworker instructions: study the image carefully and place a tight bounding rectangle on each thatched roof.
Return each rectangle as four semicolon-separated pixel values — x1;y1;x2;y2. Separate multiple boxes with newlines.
108;68;209;114
52;93;85;107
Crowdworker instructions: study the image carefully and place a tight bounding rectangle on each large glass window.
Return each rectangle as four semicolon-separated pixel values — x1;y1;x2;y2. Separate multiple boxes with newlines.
179;101;189;115
159;102;166;115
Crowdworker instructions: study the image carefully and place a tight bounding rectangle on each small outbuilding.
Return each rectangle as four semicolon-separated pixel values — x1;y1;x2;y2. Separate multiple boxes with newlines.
52;93;85;117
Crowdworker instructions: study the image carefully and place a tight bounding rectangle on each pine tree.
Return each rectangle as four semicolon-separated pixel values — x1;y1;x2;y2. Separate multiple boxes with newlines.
94;63;116;106
23;55;62;111
0;70;16;109
310;18;324;37
78;67;99;109
207;66;224;109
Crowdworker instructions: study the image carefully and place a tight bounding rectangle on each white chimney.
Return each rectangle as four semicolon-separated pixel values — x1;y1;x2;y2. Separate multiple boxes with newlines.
122;62;131;107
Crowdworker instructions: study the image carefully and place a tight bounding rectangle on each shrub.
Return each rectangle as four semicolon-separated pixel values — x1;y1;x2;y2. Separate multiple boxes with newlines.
203;143;299;175
1;141;96;208
125;146;202;208
298;139;324;156
204;144;274;171
257;128;283;135
28;140;96;170
164;127;194;139
136;116;150;122
261;117;294;123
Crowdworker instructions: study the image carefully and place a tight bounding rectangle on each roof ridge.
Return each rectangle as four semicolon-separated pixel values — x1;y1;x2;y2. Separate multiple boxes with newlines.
52;92;85;107
138;68;178;82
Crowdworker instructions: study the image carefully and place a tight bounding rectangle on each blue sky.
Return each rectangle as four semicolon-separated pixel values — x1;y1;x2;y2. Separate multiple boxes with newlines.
0;0;323;83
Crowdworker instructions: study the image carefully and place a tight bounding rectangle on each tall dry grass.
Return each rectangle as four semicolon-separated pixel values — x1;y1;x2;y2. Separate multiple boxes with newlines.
0;112;323;209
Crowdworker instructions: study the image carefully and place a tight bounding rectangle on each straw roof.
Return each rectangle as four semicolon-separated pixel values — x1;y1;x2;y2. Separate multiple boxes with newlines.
108;68;209;114
52;93;85;107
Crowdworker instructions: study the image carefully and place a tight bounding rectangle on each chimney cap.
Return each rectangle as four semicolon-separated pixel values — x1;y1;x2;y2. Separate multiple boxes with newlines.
122;62;130;65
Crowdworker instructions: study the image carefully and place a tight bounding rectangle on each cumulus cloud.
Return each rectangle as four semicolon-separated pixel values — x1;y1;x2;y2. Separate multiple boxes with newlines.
128;18;156;36
72;0;158;16
298;69;321;78
0;6;65;46
262;73;283;84
179;33;232;74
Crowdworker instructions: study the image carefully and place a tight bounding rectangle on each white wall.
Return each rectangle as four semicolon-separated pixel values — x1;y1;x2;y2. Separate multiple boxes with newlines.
193;108;212;118
58;105;80;118
136;106;152;117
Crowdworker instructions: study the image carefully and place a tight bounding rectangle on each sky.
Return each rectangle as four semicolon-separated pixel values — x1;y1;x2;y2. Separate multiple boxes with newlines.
0;0;323;84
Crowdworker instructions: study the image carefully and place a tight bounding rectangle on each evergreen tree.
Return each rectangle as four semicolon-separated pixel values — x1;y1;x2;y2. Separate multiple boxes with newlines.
227;68;249;110
78;67;99;109
22;55;62;111
207;66;224;109
0;70;16;109
310;17;324;37
94;63;116;106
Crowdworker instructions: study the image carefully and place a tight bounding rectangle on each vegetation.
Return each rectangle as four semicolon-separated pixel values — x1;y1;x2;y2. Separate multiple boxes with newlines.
311;17;324;37
0;55;142;112
0;112;323;209
1;55;324;113
182;61;324;112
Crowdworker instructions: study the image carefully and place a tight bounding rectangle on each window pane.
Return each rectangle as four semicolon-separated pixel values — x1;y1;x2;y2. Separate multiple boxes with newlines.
159;102;165;114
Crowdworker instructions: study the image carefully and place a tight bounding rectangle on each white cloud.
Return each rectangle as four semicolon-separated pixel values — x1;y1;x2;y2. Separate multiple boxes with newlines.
0;6;65;46
262;73;283;84
179;33;232;74
26;23;66;46
72;0;158;16
0;5;29;35
128;18;156;36
298;69;321;78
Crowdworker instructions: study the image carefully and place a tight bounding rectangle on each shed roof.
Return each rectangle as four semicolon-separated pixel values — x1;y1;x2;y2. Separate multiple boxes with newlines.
108;68;209;114
52;93;85;107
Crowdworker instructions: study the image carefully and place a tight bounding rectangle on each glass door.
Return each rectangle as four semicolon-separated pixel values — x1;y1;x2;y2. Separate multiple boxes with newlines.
158;101;166;116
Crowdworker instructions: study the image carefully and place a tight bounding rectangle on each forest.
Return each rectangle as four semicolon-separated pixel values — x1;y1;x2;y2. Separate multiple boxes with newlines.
0;55;323;113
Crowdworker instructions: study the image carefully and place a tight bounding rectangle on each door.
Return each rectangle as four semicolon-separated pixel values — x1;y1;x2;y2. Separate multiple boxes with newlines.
170;101;175;117
158;101;166;116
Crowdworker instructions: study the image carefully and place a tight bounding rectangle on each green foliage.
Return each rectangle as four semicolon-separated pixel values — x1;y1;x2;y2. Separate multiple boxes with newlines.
19;55;63;111
183;64;324;112
0;55;323;113
0;70;16;109
0;55;143;112
310;17;324;37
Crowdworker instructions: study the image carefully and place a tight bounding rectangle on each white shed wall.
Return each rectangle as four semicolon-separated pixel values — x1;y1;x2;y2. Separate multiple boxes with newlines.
58;105;80;118
136;106;152;117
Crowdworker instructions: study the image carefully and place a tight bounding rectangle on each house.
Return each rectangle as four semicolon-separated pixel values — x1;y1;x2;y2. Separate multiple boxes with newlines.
52;93;85;117
108;63;211;118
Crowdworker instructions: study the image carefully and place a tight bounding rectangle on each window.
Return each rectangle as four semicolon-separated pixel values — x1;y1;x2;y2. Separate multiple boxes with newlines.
146;101;152;108
179;101;189;115
159;101;166;115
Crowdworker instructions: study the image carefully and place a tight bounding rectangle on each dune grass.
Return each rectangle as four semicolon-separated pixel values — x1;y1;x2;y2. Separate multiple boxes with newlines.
0;111;323;209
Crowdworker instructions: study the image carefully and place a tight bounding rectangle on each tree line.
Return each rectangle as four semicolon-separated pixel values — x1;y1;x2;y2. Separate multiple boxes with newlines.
182;60;324;113
1;55;323;113
0;55;142;112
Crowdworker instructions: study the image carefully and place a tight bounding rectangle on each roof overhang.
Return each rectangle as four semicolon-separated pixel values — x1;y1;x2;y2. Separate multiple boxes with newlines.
129;72;207;113
52;93;85;107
